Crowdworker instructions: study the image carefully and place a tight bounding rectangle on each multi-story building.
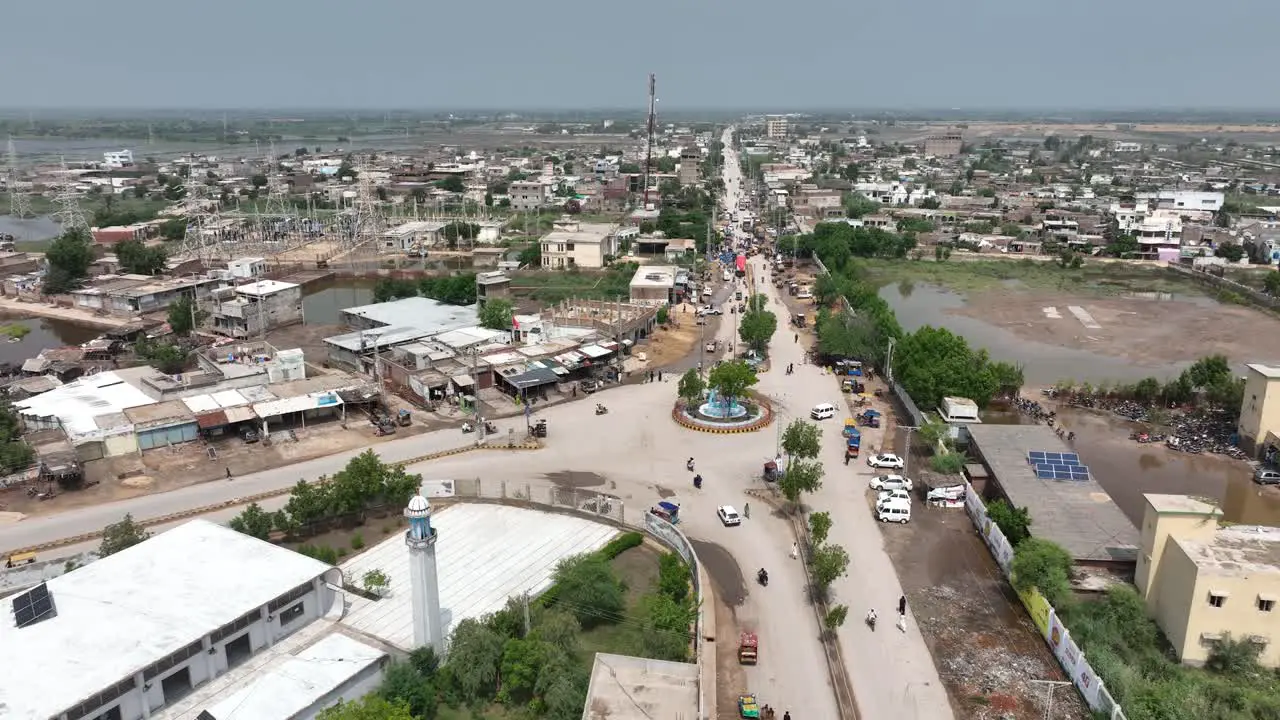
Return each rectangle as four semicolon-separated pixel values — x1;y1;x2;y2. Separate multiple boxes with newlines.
678;146;701;186
924;134;963;158
103;150;135;169
539;218;619;269
1135;494;1280;668
1237;363;1280;458
765;116;789;141
509;180;547;212
207;279;304;338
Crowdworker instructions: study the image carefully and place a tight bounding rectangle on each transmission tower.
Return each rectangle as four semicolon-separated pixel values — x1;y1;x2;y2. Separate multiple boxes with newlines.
344;155;386;256
51;157;88;232
5;137;32;219
177;161;222;266
263;140;292;219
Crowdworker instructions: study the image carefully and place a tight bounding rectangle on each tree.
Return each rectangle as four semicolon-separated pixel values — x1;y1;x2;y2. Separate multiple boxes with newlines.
809;543;850;597
781;420;821;466
656;306;670;325
448;618;505;701
1265;271;1280;297
1216;241;1245;263
738;303;778;354
373;278;418;303
1010;537;1074;608
779;459;824;505
549;553;625;629
986;500;1032;546
1108;234;1139;257
632;591;696;662
167;295;208;335
479;299;514;331
518;243;541;266
893;325;1000;408
229;503;275;540
378;662;438;719
706;360;758;406
808;511;833;547
159;217;187;241
677;368;705;405
115;239;168;275
43;228;95;294
436;175;465;193
99;514;151;557
824;604;849;635
362;568;391;597
318;696;413;720
656;551;689;603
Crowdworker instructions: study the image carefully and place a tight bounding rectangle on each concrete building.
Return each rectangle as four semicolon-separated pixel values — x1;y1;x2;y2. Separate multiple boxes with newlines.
103;150;135;169
539;218;620;269
1135;494;1280;667
381;220;445;254
207;279;304;339
475;270;511;310
226;257;267;279
0;520;346;720
508;180;546;212
765;116;789;140
678;146;701;185
924;134;963;158
1237;363;1280;458
629;265;677;305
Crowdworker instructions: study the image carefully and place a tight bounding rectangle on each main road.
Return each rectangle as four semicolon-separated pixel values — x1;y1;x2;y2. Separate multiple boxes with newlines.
0;127;952;719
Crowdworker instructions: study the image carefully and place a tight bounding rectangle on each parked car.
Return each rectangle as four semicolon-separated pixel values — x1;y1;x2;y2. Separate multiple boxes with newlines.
869;474;912;492
876;488;911;507
867;453;905;470
239;425;260;444
877;501;911;524
1255;469;1280;485
717;505;742;526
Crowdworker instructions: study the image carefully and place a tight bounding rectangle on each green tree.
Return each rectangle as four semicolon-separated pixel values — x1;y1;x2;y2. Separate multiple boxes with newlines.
677;368;705;404
1011;538;1074;607
373;278;418;303
362;568;391;597
43;228;95;294
99;513;151;557
706;360;758;407
135;340;188;374
632;591;696;661
809;543;850;597
656;306;670;324
318;696;413;720
656;551;689;603
418;273;477;305
167;295;208;335
779;459;824;505
228;502;275;540
986;499;1032;546
1216;241;1245;262
447;618;505;701
1264;271;1280;296
549;553;625;629
377;662;438;719
159;217;188;241
1108;234;1139;257
824;604;849;636
518;243;541;266
479;298;514;330
115;239;168;275
893;325;1000;408
780;419;821;466
808;511;833;547
436;175;465;193
283;479;333;527
738;303;778;354
930;452;965;474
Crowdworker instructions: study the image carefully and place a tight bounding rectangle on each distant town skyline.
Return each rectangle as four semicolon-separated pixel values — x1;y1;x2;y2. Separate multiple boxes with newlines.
2;0;1273;110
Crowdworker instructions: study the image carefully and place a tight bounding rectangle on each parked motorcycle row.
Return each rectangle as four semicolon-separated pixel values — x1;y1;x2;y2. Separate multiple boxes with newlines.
1034;391;1247;460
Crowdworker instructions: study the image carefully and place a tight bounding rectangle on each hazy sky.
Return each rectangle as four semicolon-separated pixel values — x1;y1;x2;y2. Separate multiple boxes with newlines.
2;0;1272;110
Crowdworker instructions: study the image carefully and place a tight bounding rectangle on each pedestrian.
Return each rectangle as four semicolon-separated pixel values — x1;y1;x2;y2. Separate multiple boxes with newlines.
790;542;798;560
896;613;907;633
743;502;750;519
898;595;906;616
844;453;849;466
783;712;791;720
225;466;232;480
794;333;798;343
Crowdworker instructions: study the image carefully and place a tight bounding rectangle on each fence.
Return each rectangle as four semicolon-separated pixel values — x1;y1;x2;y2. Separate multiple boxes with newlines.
437;477;709;720
959;479;1128;720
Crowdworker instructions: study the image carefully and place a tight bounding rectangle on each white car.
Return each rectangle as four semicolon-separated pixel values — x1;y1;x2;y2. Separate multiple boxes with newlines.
702;287;712;297
876;488;911;508
867;453;905;470
717;505;742;526
869;474;912;492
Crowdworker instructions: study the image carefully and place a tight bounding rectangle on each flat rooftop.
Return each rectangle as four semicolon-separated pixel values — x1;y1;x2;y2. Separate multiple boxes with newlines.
341;296;478;333
0;520;333;720
967;424;1140;564
338;502;618;651
1179;525;1280;577
583;653;699;720
14;370;156;437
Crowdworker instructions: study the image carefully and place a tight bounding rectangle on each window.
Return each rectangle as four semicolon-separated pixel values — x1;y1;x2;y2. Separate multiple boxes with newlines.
1209;593;1227;608
280;601;305;626
1259;597;1276;613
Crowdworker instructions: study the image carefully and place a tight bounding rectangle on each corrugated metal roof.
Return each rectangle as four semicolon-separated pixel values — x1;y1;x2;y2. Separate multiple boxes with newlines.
196;410;229;429
224;406;257;424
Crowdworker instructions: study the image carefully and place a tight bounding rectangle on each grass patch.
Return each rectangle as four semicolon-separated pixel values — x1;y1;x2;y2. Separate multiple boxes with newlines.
508;263;638;303
0;323;30;340
858;257;1204;297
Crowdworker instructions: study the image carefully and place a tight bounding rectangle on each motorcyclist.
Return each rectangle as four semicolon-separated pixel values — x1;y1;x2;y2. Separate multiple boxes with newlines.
693;474;703;488
461;421;474;433
757;568;768;584
866;608;877;629
687;457;695;471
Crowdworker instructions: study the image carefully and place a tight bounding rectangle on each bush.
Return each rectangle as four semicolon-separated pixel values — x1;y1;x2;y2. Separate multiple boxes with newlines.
986;499;1032;546
351;533;365;550
1010;538;1073;608
930;452;966;474
297;544;339;565
599;531;644;559
657;551;689;603
544;553;625;628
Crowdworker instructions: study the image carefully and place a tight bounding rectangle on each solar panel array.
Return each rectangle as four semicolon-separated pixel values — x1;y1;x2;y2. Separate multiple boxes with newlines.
12;581;56;629
1027;450;1092;482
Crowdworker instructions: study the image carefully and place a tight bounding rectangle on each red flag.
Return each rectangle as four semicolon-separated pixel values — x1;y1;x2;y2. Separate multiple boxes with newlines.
512;316;520;330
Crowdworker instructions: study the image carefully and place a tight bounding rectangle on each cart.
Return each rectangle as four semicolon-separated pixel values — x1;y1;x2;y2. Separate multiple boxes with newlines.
859;409;882;428
762;460;781;483
650;501;681;524
738;632;758;664
397;409;412;426
738;695;761;719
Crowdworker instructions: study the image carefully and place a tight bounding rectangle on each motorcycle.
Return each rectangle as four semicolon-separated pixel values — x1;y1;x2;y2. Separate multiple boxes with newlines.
757;568;769;587
595;404;608;415
865;610;877;631
687;458;695;472
461;422;475;434
483;421;498;434
693;474;703;489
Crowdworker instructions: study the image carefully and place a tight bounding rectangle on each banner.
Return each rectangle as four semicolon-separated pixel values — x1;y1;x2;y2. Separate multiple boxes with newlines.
1016;585;1052;639
1073;657;1106;710
1047;609;1078;674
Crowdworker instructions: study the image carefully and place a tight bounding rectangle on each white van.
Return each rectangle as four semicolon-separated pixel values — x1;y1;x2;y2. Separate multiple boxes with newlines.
810;403;836;420
876;489;911;508
877;500;911;524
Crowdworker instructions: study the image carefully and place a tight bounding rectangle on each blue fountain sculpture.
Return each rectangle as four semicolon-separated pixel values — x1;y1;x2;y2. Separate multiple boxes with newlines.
699;387;748;420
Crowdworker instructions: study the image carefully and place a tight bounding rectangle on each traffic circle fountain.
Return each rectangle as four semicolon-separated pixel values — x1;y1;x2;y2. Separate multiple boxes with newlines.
673;388;773;434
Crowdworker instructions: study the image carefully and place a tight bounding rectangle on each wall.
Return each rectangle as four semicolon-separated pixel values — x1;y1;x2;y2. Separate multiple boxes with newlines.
1237;367;1280;457
1148;539;1200;664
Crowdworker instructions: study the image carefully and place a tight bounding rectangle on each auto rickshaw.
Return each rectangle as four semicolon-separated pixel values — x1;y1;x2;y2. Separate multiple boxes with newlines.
738;694;761;719
649;501;680;524
842;419;859;437
738;632;759;664
859;409;882;428
762;460;781;482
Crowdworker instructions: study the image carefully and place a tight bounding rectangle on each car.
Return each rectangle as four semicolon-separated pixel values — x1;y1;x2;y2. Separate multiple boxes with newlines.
702;306;723;316
239;425;260;444
867;453;905;470
702;287;712;297
717;505;742;526
876;488;911;508
1255;469;1280;485
579;379;599;394
869;474;912;492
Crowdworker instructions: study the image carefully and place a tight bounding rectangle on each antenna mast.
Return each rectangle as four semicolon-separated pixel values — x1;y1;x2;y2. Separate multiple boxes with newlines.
641;73;657;210
5;137;32;219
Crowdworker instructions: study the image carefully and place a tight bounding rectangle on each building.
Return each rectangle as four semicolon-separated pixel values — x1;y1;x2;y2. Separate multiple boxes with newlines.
69;275;221;317
103;150;135;169
380;220;445;254
1237;363;1280;459
1135;494;1280;667
226;257;267;279
765;116;789;140
678;146;701;185
207;280;304;339
583;654;699;720
629;265;677;305
508;180;546;212
539;218;619;269
475;270;511;310
0;520;346;720
924;134;963;158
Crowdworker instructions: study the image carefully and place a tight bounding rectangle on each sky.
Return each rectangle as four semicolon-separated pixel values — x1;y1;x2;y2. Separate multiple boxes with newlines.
1;0;1273;111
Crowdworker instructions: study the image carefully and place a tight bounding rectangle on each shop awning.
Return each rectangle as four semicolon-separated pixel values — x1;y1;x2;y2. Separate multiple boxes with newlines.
579;345;611;359
503;366;561;389
195;410;230;429
452;374;475;387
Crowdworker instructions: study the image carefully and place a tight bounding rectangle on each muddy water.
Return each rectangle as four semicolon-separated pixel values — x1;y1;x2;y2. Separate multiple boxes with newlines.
0;317;99;365
0;215;62;242
985;408;1280;527
879;283;1186;386
302;279;377;325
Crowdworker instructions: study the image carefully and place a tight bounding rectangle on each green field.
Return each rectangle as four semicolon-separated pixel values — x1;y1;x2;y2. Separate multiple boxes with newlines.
858;257;1204;296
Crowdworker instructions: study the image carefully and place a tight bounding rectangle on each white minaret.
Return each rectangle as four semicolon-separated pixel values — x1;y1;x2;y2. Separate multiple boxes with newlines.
405;494;445;656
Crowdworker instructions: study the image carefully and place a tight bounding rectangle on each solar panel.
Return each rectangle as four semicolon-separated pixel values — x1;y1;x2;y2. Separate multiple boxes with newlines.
1028;451;1048;463
12;582;56;629
1060;453;1081;465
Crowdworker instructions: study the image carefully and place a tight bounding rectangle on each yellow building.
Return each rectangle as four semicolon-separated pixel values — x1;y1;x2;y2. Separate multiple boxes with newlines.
1236;363;1280;458
1136;494;1280;667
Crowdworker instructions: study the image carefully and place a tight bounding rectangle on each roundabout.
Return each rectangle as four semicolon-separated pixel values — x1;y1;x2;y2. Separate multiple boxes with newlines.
672;391;774;434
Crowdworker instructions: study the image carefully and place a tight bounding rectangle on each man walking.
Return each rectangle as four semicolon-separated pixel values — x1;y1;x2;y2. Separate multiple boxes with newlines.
898;595;907;616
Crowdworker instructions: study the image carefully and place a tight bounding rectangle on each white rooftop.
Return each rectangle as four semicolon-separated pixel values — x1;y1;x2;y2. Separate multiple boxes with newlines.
339;503;618;650
203;633;384;720
13;370;156;437
0;519;334;720
342;296;479;333
236;279;300;296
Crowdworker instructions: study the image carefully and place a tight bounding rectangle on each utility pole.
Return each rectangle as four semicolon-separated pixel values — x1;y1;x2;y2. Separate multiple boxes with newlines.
471;347;485;446
521;592;531;636
898;424;920;477
885;337;897;385
1028;679;1072;720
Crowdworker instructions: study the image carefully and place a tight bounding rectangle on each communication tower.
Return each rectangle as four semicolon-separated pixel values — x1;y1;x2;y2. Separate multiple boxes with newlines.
5;137;32;219
641;73;657;209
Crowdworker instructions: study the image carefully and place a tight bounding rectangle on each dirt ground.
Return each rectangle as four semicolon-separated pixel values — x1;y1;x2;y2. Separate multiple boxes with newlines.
952;288;1280;366
265;322;348;366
